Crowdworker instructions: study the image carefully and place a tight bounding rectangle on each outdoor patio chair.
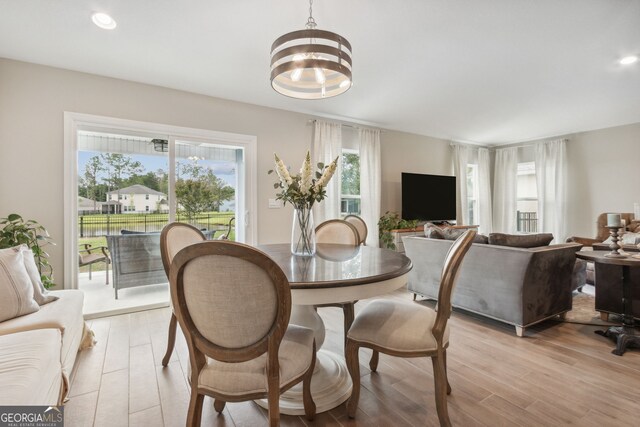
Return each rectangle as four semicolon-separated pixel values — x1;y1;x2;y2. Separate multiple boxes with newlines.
78;244;111;285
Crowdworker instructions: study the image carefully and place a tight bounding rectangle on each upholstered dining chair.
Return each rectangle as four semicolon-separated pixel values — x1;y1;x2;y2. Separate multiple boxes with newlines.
314;219;361;349
345;229;476;427
344;215;368;245
169;241;316;427
159;222;207;367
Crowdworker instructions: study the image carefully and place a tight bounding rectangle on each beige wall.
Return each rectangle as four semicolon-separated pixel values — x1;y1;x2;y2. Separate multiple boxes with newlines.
518;122;640;238
0;59;451;288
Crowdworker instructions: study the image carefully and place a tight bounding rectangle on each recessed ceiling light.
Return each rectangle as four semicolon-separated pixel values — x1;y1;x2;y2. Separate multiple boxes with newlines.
92;12;117;30
619;55;638;65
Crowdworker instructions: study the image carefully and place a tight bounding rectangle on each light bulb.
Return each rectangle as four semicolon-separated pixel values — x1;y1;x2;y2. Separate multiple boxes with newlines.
314;67;325;84
339;79;351;89
291;68;303;81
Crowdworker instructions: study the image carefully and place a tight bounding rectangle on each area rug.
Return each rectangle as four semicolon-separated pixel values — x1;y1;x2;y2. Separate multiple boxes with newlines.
559;291;620;326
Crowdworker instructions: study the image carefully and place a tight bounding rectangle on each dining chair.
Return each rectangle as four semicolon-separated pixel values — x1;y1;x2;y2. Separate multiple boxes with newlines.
159;222;207;367
170;241;316;427
344;215;368;245
314;219;361;350
345;229;476;427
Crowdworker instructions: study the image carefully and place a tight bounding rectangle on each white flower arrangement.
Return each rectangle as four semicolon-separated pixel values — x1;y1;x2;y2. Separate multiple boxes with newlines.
269;151;339;210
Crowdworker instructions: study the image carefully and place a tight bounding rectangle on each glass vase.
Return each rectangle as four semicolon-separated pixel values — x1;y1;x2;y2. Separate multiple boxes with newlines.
291;207;316;256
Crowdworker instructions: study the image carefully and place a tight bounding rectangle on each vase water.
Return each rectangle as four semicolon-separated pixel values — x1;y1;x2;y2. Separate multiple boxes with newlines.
291;207;316;256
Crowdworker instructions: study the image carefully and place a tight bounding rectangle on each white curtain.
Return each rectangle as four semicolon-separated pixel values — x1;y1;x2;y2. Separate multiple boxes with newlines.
359;128;381;247
312;121;342;224
493;147;519;233
477;147;493;235
451;144;471;226
535;139;567;243
451;144;493;234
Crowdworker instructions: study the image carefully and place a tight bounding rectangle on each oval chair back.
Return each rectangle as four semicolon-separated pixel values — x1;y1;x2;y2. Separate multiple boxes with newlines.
344;215;368;245
315;219;360;246
160;222;207;277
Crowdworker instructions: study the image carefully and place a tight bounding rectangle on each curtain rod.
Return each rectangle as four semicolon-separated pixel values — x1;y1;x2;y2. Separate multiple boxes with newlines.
307;119;384;132
490;138;569;151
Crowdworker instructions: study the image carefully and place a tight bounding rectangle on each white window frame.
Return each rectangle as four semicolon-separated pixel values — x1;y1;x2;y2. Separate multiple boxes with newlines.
340;148;361;216
466;163;479;226
64;112;258;290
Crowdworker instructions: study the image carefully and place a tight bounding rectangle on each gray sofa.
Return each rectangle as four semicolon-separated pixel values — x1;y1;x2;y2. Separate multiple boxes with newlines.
403;236;582;336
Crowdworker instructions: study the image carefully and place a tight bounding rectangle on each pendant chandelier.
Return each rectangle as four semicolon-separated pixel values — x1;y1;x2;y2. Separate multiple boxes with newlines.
270;0;352;99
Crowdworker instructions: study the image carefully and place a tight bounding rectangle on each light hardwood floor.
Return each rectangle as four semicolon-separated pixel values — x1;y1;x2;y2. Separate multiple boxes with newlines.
66;290;640;426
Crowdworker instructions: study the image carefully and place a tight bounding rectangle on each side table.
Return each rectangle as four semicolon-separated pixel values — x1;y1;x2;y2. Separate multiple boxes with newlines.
576;251;640;356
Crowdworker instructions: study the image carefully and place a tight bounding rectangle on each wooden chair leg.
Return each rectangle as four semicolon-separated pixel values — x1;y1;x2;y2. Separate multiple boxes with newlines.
432;353;452;427
369;350;379;372
413;293;417;301
267;376;280;427
187;390;204;427
162;313;178;367
443;349;451;395
213;399;226;413
303;342;317;421
345;339;361;418
342;303;355;351
105;261;110;285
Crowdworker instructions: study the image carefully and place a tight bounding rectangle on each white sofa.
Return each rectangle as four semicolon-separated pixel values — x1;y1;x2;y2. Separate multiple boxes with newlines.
0;290;86;406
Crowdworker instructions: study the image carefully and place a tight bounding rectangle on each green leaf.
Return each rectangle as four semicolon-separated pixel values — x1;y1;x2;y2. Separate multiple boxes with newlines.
317;162;324;169
7;214;21;221
267;170;274;174
273;183;280;189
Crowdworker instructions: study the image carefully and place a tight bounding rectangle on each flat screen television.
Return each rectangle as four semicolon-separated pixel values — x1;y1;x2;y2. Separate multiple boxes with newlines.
401;173;456;222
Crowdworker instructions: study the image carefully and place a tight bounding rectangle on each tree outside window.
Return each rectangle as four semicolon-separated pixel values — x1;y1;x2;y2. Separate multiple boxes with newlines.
516;162;538;232
341;150;360;215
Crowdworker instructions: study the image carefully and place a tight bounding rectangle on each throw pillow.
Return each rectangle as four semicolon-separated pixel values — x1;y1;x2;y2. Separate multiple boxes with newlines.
441;228;488;244
424;223;445;239
0;246;40;322
604;232;640;245
488;233;554;248
19;245;58;305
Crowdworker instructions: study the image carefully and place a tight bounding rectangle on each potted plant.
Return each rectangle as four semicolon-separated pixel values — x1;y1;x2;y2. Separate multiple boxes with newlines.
0;213;55;288
378;211;418;250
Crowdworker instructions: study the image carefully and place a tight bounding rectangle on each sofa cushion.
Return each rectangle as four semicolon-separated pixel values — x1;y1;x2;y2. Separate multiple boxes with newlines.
0;329;62;406
0;289;86;402
0;247;40;322
19;245;58;306
488;233;554;248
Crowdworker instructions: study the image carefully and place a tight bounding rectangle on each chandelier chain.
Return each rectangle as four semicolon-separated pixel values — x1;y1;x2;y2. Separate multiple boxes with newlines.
306;0;317;29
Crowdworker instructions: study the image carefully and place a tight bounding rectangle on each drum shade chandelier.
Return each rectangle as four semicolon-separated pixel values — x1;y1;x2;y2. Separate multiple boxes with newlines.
270;0;352;99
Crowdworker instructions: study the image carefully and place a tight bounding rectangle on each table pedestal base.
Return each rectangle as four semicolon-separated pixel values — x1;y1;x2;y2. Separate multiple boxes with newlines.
254;349;352;415
595;326;640;356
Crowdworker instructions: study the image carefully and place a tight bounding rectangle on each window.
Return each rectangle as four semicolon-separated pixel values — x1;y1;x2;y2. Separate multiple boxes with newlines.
516;162;538;232
466;164;479;225
340;149;360;215
145;206;150;212
145;194;149;200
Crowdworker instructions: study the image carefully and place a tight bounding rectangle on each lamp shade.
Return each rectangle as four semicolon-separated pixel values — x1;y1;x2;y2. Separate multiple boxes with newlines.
270;29;352;99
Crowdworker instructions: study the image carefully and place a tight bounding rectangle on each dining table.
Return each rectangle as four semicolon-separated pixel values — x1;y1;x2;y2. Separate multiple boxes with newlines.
254;243;412;415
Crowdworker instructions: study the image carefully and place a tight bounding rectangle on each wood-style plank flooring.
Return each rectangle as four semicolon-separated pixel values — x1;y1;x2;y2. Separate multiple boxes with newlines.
66;290;640;426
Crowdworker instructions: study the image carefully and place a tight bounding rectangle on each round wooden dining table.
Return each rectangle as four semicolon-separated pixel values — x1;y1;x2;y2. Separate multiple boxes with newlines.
255;243;412;415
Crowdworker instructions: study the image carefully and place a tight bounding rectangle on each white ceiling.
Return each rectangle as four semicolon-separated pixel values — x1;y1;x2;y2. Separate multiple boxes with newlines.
1;0;639;144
